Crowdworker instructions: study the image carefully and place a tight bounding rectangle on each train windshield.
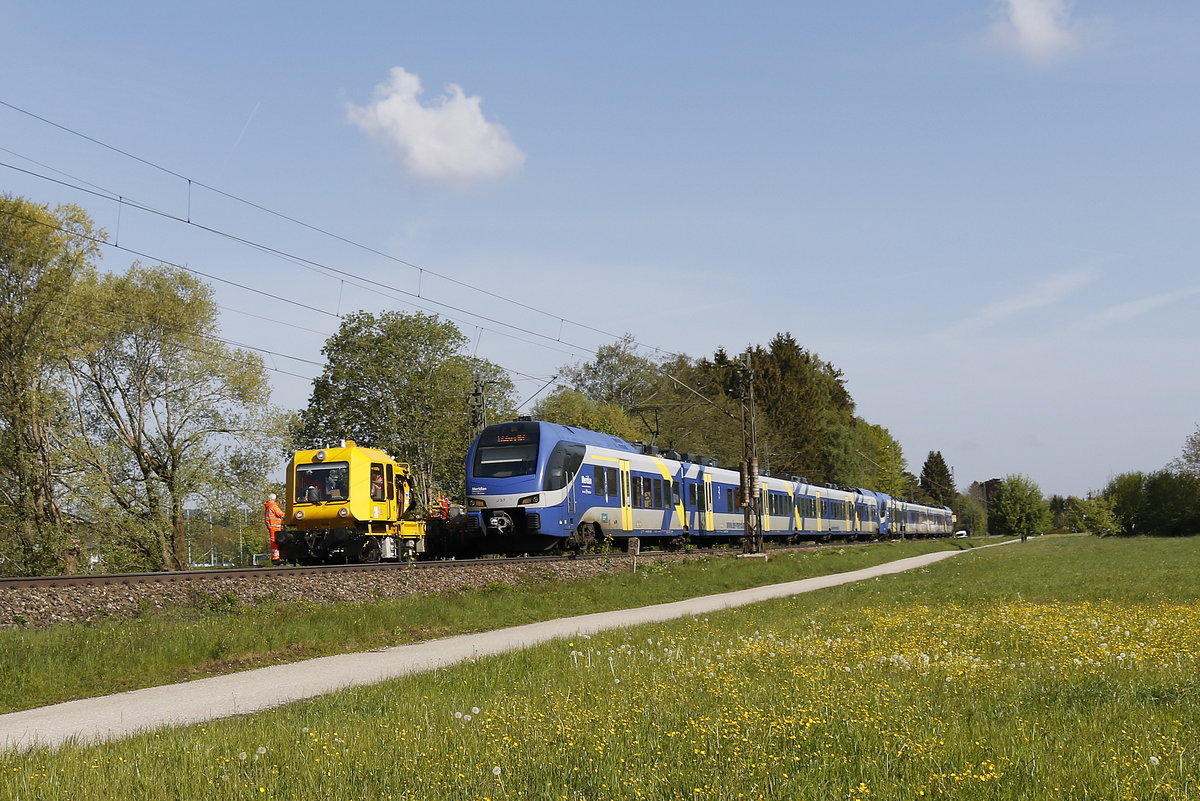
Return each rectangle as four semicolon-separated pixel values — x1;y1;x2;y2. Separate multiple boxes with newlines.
472;423;540;478
295;461;349;503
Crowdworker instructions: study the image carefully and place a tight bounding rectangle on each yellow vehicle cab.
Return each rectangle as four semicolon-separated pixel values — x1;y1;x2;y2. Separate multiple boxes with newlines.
280;441;425;563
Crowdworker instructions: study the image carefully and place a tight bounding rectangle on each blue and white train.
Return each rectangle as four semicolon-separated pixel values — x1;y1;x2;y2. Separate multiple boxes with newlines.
464;419;953;552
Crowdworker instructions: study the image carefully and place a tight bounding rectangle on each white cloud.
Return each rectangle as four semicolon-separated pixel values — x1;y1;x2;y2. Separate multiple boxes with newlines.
988;0;1082;63
347;67;525;186
960;268;1095;333
1065;285;1200;335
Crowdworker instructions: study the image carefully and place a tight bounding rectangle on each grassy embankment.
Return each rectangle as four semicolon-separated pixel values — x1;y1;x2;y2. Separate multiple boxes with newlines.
0;539;969;712
4;536;1199;800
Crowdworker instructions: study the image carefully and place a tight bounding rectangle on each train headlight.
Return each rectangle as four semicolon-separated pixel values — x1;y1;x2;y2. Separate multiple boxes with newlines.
338;507;349;518
294;509;305;520
468;498;485;508
314;450;326;462
517;494;540;505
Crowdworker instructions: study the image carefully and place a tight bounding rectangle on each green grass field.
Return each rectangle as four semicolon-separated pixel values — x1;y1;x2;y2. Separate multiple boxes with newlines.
0;539;967;713
3;536;1199;800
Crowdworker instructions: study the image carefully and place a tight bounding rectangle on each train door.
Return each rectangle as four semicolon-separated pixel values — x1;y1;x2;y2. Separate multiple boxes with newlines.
702;473;714;532
385;463;396;520
814;492;823;535
619;460;633;532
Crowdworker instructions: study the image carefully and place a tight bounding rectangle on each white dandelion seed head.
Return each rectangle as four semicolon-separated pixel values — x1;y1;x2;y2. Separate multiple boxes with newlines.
454;711;463;719
463;714;473;722
1150;756;1161;766
237;752;248;761
493;766;503;776
471;707;480;715
256;746;267;755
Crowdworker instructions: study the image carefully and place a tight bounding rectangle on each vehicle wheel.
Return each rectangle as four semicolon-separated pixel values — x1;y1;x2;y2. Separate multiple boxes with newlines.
357;537;382;563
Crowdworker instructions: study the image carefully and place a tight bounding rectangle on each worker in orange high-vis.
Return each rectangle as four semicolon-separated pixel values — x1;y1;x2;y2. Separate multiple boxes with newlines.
263;493;284;565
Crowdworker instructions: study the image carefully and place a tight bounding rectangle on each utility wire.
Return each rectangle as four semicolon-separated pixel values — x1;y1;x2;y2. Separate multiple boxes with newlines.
0;159;586;361
2;107;733;415
0;98;677;358
1;208;556;388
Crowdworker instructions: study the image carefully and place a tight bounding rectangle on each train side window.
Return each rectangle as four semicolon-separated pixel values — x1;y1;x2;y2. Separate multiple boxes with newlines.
544;442;586;492
652;478;663;509
688;483;698;507
698;484;707;512
594;465;616;498
726;487;734;511
370;463;385;501
385;464;395;501
673;480;681;506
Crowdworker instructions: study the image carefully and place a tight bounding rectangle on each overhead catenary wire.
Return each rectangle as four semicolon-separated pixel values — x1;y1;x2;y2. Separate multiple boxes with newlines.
0;159;587;362
0;106;738;420
0;98;677;359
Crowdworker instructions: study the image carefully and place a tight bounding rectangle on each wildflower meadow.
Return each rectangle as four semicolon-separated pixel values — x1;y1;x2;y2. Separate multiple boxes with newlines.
3;536;1198;800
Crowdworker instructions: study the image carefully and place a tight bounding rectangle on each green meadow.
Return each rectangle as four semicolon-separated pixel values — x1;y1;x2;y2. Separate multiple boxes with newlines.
3;536;1199;800
0;540;965;713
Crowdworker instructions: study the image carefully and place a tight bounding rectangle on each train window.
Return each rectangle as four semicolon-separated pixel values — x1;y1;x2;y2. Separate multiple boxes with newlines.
698;483;707;513
688;483;698;508
296;461;348;503
631;476;642;508
594;466;618;499
543;442;586;492
673;481;681;506
726;487;735;512
385;464;395;501
370;464;385;501
474;443;538;478
652;478;663;509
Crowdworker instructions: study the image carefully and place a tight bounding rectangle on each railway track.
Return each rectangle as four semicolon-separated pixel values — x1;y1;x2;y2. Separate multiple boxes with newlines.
0;553;618;589
0;539;881;590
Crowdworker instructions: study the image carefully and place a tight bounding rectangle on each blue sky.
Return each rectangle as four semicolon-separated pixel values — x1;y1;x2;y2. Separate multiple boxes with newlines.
3;1;1198;497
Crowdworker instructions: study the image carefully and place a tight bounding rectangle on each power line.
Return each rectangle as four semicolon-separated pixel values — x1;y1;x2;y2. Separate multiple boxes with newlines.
0;98;678;360
0;158;588;361
1;105;731;415
1;205;555;389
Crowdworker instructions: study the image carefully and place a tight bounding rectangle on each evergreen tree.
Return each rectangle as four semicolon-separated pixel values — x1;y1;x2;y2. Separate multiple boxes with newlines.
918;451;955;506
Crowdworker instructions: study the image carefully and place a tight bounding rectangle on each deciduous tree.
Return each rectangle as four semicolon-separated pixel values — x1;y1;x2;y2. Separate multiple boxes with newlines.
0;195;99;574
532;388;641;440
1170;426;1200;477
64;265;277;571
293;311;514;507
988;474;1050;539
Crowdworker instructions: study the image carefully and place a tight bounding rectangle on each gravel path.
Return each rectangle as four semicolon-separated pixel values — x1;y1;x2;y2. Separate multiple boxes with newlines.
0;546;995;751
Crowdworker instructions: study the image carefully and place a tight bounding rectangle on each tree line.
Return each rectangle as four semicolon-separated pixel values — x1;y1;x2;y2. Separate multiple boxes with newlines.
0;193;1019;576
1052;429;1200;538
25;190;1189;576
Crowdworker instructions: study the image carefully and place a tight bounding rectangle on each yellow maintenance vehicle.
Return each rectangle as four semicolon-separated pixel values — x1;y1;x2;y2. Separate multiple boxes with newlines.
279;441;428;563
